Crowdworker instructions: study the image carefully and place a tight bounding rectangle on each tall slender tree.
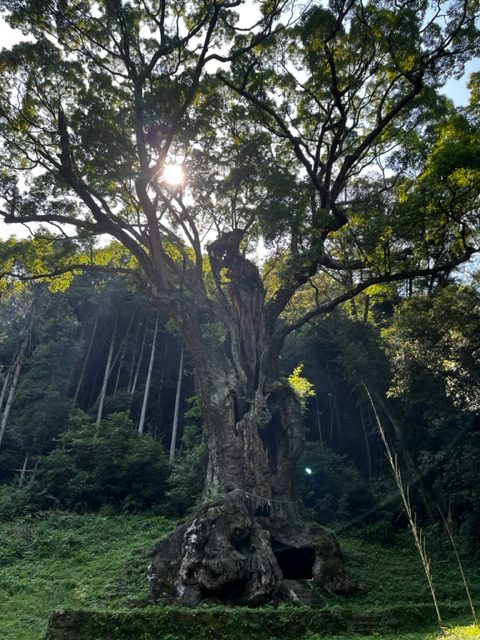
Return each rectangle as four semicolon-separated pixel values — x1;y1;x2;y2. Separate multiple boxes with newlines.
0;336;29;449
73;313;98;404
169;344;184;461
95;318;118;430
138;314;159;435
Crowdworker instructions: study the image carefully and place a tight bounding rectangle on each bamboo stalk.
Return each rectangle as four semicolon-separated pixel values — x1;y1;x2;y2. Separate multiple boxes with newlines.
130;320;147;396
74;313;99;404
95;319;118;431
0;336;29;450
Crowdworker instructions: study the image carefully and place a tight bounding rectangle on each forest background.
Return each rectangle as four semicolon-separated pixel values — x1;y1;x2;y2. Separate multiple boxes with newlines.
1;263;480;543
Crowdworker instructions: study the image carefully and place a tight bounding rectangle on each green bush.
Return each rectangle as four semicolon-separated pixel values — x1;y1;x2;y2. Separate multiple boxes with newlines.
28;411;170;512
167;424;207;516
0;483;34;519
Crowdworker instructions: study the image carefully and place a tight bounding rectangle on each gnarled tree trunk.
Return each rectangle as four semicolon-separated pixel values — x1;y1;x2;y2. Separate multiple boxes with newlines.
148;235;353;605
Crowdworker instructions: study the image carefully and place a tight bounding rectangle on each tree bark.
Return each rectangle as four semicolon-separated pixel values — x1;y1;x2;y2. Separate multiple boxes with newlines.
149;239;354;605
149;356;354;604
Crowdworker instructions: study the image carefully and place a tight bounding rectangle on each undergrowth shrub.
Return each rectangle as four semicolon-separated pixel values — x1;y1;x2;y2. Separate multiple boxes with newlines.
167;424;207;516
27;411;170;512
0;483;34;519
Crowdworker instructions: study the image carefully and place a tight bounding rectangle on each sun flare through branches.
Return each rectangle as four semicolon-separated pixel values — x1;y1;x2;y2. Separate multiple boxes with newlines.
162;164;184;187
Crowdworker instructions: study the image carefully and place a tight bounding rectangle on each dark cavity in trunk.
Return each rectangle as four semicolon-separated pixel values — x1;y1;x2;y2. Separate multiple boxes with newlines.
271;540;315;580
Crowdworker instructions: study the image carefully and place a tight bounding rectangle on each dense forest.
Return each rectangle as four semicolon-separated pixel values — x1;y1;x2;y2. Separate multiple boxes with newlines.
1;266;479;548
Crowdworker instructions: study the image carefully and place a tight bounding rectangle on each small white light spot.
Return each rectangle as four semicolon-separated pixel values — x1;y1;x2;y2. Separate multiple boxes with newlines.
305;467;313;475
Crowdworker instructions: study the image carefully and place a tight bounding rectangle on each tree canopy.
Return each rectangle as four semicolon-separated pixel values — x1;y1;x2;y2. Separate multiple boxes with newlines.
0;0;478;333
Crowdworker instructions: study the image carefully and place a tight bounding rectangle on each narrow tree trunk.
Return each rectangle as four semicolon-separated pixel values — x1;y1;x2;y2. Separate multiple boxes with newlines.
65;320;87;395
113;343;125;397
359;404;372;479
127;318;145;395
362;296;370;322
127;319;142;394
109;305;138;397
0;365;12;416
326;363;335;444
0;340;28;450
74;313;98;404
332;386;344;448
155;342;169;430
169;344;184;461
95;319;117;431
138;315;159;435
18;451;30;487
314;395;324;447
130;319;147;397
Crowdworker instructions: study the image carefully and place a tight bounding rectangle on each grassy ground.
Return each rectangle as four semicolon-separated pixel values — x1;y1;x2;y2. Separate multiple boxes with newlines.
0;513;478;640
338;531;480;610
306;630;480;640
0;513;174;640
305;631;480;640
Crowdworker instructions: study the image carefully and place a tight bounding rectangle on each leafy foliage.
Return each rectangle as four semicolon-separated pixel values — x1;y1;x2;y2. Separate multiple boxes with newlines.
2;16;480;601
29;411;170;512
0;513;174;640
287;364;315;411
298;443;377;527
167;422;207;517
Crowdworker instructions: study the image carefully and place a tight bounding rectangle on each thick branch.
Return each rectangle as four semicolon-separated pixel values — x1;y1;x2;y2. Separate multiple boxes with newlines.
267;249;478;362
0;263;142;284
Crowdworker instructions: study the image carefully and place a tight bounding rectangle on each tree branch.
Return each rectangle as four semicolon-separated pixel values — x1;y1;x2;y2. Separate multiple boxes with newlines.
267;248;478;361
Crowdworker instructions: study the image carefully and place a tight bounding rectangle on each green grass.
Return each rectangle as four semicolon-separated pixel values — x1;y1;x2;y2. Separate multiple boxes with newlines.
305;628;480;640
0;513;174;640
337;531;480;611
0;513;478;640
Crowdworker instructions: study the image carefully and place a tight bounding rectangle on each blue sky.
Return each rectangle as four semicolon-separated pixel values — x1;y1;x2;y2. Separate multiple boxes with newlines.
442;59;480;105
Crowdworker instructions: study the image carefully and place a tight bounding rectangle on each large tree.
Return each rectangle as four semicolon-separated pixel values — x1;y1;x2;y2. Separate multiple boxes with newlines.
0;0;479;604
